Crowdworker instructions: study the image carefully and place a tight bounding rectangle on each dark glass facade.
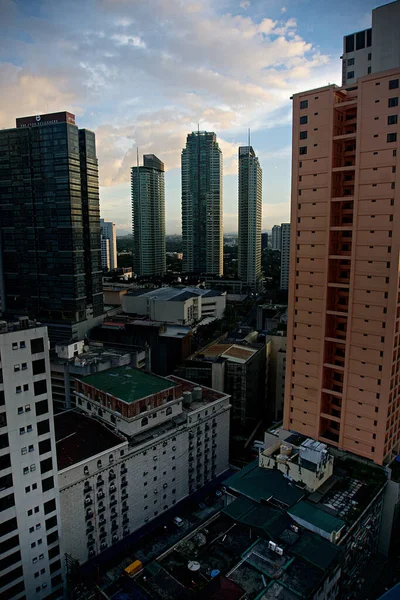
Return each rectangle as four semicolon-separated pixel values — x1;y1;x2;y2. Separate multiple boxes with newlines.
0;115;103;337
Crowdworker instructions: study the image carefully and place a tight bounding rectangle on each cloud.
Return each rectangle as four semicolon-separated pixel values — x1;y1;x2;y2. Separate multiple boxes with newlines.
281;6;287;14
0;0;341;233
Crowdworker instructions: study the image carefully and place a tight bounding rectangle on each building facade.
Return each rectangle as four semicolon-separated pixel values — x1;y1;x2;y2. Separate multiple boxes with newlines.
176;341;267;435
100;219;117;271
0;112;104;344
342;0;400;85
284;64;400;464
0;319;64;599
238;146;262;290
101;236;110;271
131;154;166;277
57;368;230;564
122;286;226;324
279;223;290;291
271;225;281;250
182;131;223;275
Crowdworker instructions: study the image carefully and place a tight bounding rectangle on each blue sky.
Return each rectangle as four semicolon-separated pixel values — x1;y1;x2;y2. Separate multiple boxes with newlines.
0;0;383;233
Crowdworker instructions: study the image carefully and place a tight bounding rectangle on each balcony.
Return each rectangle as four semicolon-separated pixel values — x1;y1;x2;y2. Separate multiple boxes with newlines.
96;479;104;488
84;498;93;506
111;523;118;532
123;527;130;536
97;492;105;500
84;485;93;494
109;485;116;493
121;481;128;489
120;467;127;475
110;500;117;509
99;519;106;527
122;505;129;513
109;473;116;482
85;512;93;521
121;493;128;501
98;506;105;514
86;526;94;534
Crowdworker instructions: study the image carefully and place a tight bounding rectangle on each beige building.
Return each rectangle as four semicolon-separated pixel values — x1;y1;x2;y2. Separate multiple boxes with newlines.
284;64;400;465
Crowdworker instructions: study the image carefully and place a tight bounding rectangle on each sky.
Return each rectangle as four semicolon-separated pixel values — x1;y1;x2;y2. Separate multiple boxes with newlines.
0;0;385;234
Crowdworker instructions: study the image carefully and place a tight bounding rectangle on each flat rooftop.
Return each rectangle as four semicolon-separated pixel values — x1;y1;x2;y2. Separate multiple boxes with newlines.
55;411;125;470
197;343;258;364
225;461;305;508
139;496;341;600
51;343;136;366
168;375;227;409
78;366;176;403
126;286;223;301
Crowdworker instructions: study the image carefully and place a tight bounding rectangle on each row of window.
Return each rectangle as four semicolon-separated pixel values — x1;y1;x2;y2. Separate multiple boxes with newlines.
11;337;44;354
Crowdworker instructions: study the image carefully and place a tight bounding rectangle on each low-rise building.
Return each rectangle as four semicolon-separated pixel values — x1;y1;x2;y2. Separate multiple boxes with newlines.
91;317;192;376
56;367;231;564
122;287;226;325
176;340;267;435
226;430;388;599
50;339;145;412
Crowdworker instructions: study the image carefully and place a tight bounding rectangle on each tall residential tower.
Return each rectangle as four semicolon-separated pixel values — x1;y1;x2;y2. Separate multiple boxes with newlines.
131;154;166;277
100;219;117;271
0;112;104;344
284;4;400;465
181;131;223;275
238;146;262;290
0;319;64;599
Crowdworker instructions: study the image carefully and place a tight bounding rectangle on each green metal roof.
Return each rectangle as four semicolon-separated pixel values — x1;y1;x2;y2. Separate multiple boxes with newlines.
291;531;342;571
78;366;176;404
288;501;345;535
225;462;305;507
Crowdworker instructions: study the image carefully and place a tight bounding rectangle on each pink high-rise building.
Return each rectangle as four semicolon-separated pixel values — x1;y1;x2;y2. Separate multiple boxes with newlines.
284;65;400;465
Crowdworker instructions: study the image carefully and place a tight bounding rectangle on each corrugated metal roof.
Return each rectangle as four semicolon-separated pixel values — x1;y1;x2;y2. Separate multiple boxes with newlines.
288;501;345;535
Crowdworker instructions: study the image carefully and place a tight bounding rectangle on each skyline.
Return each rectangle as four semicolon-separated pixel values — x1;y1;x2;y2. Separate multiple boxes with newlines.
0;0;383;234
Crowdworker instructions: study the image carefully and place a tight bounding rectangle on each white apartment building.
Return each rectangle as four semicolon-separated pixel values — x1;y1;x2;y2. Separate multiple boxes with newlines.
279;223;290;291
56;367;230;564
271;225;281;251
342;0;400;85
101;236;110;271
122;287;226;325
0;319;64;600
100;219;118;271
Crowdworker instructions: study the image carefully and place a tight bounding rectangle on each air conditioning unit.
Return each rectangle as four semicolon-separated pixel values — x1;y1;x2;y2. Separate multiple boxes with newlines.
268;541;276;551
290;524;299;534
275;546;284;556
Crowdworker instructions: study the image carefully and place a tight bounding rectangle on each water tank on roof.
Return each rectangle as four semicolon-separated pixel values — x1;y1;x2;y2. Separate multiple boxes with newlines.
280;444;292;456
192;387;202;401
276;454;289;464
188;561;200;572
183;391;192;407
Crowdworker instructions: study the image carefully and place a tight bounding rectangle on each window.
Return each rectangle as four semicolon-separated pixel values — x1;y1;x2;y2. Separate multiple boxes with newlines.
300;100;308;109
32;359;46;376
16;386;22;394
40;458;53;475
39;439;51;455
12;343;18;351
300;131;308;140
14;364;20;372
388;115;398;125
42;476;54;493
345;34;354;53
34;380;47;397
347;71;354;79
37;420;50;436
18;407;23;415
30;338;44;354
47;531;58;545
45;516;57;531
356;30;365;50
388;133;397;143
300;116;307;125
368;66;371;74
389;79;399;90
141;417;148;426
389;97;399;108
299;146;307;155
347;58;354;66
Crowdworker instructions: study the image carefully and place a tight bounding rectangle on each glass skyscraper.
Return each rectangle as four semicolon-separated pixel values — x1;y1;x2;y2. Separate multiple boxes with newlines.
0;112;103;343
238;146;262;290
181;131;223;275
131;154;166;276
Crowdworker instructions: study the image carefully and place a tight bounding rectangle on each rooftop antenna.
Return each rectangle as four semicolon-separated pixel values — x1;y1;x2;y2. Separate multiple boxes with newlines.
248;127;251;149
198;122;200;135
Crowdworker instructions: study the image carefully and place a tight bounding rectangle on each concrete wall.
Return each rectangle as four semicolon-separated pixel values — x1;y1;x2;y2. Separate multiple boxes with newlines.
0;325;64;599
59;396;230;564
